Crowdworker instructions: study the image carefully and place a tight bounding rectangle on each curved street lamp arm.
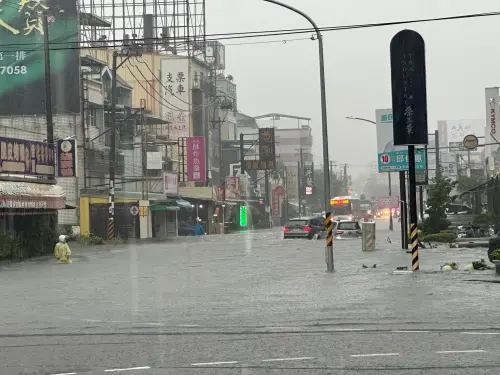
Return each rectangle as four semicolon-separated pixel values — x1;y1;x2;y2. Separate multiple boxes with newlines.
345;116;376;125
263;0;321;36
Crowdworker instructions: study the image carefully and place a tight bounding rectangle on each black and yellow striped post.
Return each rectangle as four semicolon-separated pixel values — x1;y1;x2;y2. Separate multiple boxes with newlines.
325;212;334;272
107;218;115;240
410;222;419;271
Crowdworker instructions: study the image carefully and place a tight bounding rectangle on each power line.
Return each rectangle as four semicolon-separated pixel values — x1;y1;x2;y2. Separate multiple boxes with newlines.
1;10;499;52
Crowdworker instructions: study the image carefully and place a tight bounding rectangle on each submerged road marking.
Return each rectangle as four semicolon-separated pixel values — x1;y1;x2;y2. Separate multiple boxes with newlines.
192;361;238;366
391;330;430;333
105;366;151;372
325;328;364;332
461;332;500;335
50;373;77;375
351;353;399;358
262;357;314;362
178;324;200;327
436;350;486;354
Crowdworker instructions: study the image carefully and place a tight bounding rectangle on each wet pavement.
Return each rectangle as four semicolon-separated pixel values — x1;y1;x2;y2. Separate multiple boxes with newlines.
1;219;499;374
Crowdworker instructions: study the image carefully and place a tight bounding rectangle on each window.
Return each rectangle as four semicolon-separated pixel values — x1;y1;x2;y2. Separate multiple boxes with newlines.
286;219;308;226
337;222;360;230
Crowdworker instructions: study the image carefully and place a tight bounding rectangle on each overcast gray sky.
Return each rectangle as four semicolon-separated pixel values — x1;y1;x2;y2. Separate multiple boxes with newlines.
206;0;500;175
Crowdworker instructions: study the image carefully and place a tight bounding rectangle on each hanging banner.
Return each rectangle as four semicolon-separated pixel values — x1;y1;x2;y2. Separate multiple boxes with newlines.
390;29;428;146
302;163;314;195
272;185;285;217
485;87;500;172
56;139;77;177
186;136;206;182
163;172;178;195
225;176;240;200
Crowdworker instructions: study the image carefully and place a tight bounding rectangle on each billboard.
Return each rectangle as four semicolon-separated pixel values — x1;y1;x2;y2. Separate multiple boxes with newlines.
0;136;55;177
160;58;190;140
0;0;79;115
302;163;314;195
186;136;206;182
56;138;76;177
485;87;500;172
376;108;426;172
258;128;276;170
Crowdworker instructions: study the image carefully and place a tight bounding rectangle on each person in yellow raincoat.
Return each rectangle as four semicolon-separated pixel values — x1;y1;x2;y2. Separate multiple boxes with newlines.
54;235;72;264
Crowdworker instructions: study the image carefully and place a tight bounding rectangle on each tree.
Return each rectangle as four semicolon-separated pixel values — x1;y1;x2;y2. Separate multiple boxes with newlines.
422;175;455;234
456;175;484;194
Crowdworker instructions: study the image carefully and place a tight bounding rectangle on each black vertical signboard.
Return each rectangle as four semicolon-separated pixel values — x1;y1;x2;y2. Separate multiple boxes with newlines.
390;30;428;146
390;29;428;271
258;128;276;170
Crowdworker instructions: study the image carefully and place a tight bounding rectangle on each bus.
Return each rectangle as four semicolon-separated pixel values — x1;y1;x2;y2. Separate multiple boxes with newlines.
330;196;362;221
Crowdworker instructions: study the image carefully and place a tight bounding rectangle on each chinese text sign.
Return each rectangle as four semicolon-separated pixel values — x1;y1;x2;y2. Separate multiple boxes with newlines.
376;108;427;172
0;136;55;177
390;30;428;146
56;139;76;177
0;0;79;115
160;58;190;140
186;136;206;182
258;128;276;170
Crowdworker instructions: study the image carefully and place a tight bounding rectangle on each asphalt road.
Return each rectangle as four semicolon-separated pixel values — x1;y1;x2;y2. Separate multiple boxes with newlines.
1;219;499;375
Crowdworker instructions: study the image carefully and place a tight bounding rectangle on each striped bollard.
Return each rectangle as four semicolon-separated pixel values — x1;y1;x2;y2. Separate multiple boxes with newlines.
410;223;419;271
325;212;334;272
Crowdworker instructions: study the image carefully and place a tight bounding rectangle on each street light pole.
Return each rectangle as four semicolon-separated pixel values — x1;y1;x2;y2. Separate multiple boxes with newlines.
345;116;393;230
262;0;330;213
263;0;332;272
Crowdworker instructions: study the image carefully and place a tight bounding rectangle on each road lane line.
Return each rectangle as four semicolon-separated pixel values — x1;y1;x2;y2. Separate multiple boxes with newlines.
391;330;430;333
141;322;165;326
262;357;314;362
192;361;238;366
178;324;200;327
436;350;486;354
104;366;151;372
326;328;364;331
50;373;77;375
461;332;500;335
82;319;101;322
351;353;399;358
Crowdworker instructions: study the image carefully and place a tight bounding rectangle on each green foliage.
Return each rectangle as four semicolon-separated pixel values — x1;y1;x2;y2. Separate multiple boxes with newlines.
456;175;484;194
473;259;491;270
422;176;455;234
491;249;500;261
473;214;491;225
421;232;456;243
0;214;57;261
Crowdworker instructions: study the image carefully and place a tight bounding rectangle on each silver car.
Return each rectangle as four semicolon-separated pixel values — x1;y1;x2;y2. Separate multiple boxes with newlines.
334;220;362;239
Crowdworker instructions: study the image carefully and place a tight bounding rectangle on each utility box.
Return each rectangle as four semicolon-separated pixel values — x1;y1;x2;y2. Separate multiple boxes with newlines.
362;222;376;251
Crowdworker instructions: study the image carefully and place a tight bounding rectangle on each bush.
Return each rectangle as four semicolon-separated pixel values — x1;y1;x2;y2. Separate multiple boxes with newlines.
473;214;490;225
421;232;456;243
491;249;500;261
78;234;105;246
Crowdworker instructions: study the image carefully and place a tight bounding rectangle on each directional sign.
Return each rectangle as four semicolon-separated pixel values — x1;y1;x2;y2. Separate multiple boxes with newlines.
130;206;139;216
463;134;479;150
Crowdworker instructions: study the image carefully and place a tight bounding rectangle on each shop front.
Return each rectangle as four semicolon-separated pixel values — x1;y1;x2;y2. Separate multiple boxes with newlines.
0;181;66;260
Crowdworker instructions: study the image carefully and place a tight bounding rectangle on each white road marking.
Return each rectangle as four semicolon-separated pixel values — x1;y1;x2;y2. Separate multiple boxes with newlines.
391;330;430;333
110;320;131;323
141;322;165;326
105;366;151;372
82;319;101;322
262;357;314;362
178;324;200;327
436;350;486;354
192;361;238;366
325;328;363;331
266;326;302;330
461;332;500;335
351;353;399;358
50;373;77;375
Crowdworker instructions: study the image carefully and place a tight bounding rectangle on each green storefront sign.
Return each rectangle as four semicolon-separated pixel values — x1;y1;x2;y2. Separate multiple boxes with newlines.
0;0;79;115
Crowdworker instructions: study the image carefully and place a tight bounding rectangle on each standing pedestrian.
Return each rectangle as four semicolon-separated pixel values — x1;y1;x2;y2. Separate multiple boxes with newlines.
54;235;72;264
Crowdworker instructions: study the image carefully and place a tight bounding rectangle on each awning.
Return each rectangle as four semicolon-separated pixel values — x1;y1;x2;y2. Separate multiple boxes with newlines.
150;203;180;212
176;199;193;208
0;181;65;209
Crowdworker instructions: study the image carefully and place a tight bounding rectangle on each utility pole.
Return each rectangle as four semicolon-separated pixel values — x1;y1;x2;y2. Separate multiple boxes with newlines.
42;11;54;181
399;171;407;249
297;160;301;217
435;130;440;179
388;172;393;230
140;99;147;200
107;49;141;240
343;163;348;194
298;147;304;216
239;133;245;174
